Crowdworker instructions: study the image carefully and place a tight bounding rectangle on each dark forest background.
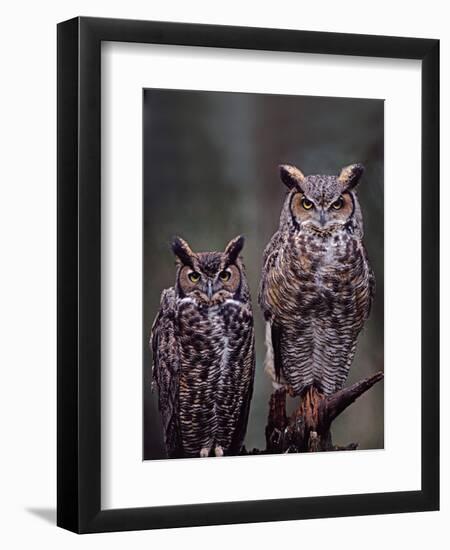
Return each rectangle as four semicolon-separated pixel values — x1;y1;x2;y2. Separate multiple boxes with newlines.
143;89;384;460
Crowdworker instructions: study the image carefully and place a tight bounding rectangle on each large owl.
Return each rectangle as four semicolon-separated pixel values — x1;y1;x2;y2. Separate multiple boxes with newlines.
259;164;375;397
151;236;255;458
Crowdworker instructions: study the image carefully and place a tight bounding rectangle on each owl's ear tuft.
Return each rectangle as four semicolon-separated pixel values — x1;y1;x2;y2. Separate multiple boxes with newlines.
279;164;305;191
171;236;194;267
338;163;365;189
224;235;245;264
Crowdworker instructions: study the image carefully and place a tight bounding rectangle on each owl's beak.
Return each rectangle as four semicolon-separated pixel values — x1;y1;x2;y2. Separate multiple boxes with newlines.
207;280;213;300
319;210;326;226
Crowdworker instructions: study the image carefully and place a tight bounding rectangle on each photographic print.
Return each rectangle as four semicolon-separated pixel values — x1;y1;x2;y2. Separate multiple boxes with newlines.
143;89;384;460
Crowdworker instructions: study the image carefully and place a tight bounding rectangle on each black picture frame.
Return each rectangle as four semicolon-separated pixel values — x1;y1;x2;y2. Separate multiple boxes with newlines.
57;16;439;533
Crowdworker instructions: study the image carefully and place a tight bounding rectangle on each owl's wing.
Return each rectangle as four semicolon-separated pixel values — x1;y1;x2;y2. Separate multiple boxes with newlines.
363;243;376;319
150;288;182;458
258;231;285;383
229;305;256;454
258;230;281;319
270;322;283;382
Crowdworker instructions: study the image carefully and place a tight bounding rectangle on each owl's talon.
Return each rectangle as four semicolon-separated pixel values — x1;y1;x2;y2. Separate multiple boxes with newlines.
214;446;224;457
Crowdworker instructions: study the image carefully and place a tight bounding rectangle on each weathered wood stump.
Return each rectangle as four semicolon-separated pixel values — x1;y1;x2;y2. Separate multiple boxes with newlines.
265;371;384;453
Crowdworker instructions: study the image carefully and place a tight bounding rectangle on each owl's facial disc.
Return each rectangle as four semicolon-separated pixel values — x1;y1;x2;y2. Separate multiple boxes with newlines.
290;191;354;232
174;237;244;304
178;264;241;304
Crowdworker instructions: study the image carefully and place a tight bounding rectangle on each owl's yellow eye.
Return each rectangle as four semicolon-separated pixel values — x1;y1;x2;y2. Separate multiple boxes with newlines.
332;197;344;210
188;271;201;283
301;197;313;210
219;270;231;282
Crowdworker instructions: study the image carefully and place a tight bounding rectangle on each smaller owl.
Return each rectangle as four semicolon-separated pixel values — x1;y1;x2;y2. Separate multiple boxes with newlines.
151;236;255;458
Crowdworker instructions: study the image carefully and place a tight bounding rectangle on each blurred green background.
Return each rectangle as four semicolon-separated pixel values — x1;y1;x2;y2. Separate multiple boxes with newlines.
143;89;384;459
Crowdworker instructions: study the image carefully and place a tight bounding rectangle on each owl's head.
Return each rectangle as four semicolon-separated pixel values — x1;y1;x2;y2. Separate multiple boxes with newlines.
171;235;246;305
279;163;365;234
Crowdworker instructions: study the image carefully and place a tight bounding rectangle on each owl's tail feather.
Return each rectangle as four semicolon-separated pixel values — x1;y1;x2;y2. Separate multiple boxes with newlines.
271;323;283;383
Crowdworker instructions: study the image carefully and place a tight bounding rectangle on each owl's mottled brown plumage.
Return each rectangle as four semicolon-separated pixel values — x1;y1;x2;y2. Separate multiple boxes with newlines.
259;164;375;397
151;236;255;458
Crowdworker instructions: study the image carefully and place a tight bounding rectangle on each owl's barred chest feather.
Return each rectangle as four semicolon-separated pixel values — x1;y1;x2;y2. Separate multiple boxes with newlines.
175;298;253;457
271;232;363;305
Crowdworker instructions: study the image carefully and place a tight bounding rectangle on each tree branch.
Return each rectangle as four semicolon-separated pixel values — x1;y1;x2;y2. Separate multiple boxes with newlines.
326;371;384;423
263;371;384;453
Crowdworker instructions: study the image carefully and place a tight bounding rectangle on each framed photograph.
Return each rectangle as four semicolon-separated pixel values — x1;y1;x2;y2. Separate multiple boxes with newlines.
57;16;439;533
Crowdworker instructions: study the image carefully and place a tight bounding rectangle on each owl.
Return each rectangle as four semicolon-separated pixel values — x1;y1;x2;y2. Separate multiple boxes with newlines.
259;163;375;397
151;235;255;458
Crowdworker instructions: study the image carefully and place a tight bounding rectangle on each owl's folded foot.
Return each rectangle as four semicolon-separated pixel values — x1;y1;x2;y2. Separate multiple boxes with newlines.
286;385;296;397
199;447;211;458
